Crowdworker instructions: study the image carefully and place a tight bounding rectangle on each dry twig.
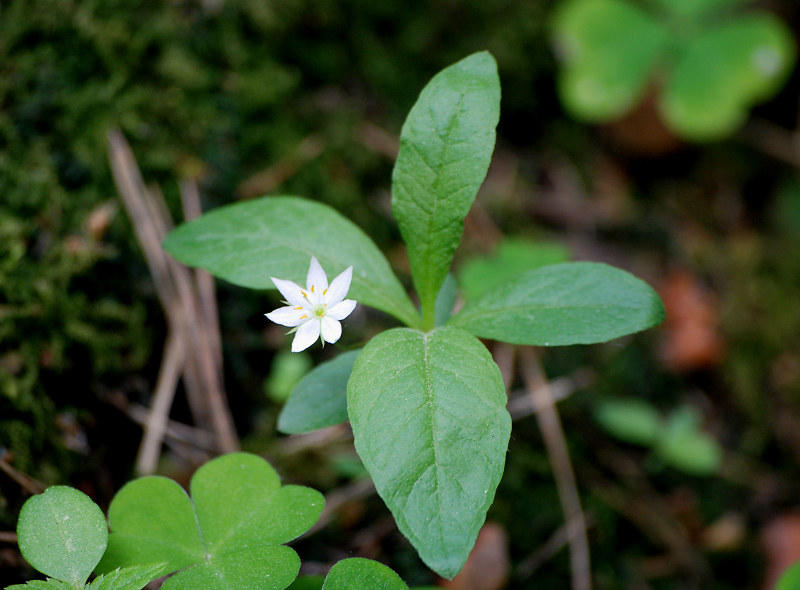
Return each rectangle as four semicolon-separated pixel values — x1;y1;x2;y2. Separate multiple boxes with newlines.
519;347;592;590
107;130;238;473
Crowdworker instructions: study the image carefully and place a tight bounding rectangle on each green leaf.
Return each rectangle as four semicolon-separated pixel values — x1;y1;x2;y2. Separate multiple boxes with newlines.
322;558;408;590
16;486;108;587
164;196;419;327
648;0;748;21
5;580;74;590
553;0;669;121
655;407;722;475
277;349;360;434
776;560;800;590
662;14;795;141
593;398;662;447
98;453;324;590
458;239;570;302
391;52;500;327
449;262;665;346
266;352;312;403
87;564;168;590
348;327;511;579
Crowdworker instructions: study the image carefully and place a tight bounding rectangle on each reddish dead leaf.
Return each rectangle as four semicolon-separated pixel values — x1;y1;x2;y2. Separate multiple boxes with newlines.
659;270;724;372
761;513;800;590
439;522;509;590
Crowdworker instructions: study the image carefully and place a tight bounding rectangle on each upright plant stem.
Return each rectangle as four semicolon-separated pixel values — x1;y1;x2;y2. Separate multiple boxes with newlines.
519;347;591;590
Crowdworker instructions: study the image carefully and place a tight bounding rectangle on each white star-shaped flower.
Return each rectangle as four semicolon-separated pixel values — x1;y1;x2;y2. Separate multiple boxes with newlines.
265;257;357;352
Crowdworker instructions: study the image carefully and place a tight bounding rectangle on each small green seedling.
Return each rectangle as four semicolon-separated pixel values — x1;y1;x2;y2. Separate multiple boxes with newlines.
7;486;165;590
164;51;665;578
594;398;722;475
552;0;796;141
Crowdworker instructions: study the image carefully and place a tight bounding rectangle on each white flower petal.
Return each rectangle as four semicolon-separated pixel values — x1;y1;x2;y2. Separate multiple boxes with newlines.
292;319;321;352
306;257;328;303
265;306;310;327
271;277;307;307
320;316;342;344
327;299;356;321
325;266;353;307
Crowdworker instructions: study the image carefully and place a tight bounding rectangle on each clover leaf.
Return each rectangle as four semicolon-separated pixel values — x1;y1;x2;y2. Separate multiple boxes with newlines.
7;486;166;590
553;0;795;141
96;453;324;590
15;486;108;588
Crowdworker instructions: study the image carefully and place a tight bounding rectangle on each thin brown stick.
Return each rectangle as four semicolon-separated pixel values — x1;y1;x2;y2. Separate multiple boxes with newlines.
237;135;325;198
517;514;596;579
0;531;18;543
507;368;594;420
135;330;185;474
307;477;376;536
107;392;218;452
107;130;239;454
180;179;223;376
519;347;591;590
0;455;44;495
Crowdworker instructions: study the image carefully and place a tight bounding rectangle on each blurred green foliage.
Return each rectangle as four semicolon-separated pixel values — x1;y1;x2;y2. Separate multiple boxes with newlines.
2;0;800;587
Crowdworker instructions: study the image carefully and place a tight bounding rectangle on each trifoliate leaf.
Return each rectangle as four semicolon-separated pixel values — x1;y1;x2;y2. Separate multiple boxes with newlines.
97;453;324;590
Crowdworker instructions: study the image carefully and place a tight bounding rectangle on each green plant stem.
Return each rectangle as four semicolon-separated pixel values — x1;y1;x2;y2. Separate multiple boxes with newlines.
421;298;436;332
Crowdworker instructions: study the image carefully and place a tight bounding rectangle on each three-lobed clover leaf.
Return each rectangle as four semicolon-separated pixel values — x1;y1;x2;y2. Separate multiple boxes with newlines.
96;453;324;590
552;0;796;141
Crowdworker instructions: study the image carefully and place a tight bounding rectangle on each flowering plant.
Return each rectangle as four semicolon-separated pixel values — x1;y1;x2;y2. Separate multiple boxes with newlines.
162;51;665;580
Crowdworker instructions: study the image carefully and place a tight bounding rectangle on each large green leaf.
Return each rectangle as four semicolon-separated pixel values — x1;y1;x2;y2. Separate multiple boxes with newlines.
662;14;795;141
163;196;419;327
449;262;665;346
98;453;324;590
321;558;408;590
16;486;108;587
391;52;500;327
347;327;511;579
277;349;360;434
553;0;669;121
